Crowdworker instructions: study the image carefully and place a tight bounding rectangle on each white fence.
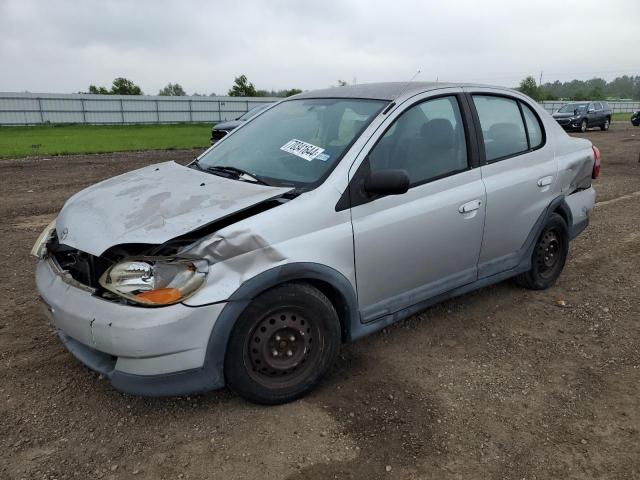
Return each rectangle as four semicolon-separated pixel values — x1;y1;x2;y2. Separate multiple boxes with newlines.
1;92;638;126
0;92;279;126
540;100;640;114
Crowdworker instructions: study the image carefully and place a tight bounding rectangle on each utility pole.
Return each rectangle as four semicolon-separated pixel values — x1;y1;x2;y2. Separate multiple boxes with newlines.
539;70;543;86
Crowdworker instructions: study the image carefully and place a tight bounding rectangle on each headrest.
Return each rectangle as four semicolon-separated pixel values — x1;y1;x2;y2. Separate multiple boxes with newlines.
488;122;520;142
421;119;455;149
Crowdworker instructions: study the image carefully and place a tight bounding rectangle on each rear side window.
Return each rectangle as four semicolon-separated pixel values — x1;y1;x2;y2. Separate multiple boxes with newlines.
520;103;544;149
473;95;528;162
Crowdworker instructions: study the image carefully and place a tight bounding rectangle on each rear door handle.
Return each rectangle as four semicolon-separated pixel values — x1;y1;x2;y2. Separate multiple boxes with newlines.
458;199;482;213
537;176;554;187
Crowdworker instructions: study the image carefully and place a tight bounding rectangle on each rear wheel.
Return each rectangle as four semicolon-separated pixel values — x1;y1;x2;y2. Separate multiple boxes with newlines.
580;119;588;133
224;283;340;404
600;117;610;131
516;213;569;290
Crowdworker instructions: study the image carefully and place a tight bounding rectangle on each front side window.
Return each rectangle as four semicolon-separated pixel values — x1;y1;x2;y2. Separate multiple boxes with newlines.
198;98;387;187
559;103;588;113
368;96;468;185
473;95;528;162
594;102;602;110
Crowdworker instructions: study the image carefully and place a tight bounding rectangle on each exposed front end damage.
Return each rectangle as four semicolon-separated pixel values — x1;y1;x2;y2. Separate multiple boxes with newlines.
34;161;303;395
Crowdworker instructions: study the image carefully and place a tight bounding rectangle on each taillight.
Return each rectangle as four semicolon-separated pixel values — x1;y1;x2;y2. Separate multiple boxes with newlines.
592;145;601;179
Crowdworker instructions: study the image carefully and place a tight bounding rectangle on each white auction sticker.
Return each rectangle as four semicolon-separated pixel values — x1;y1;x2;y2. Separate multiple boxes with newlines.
280;139;325;161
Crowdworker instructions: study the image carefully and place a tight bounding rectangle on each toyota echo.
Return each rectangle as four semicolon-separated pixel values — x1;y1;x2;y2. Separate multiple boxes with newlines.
34;82;599;404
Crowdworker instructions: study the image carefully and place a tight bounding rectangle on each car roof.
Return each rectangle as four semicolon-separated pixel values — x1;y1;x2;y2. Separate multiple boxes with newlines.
292;81;498;101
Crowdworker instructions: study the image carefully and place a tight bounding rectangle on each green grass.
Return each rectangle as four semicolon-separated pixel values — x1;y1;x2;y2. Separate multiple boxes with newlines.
612;112;634;121
0;123;212;159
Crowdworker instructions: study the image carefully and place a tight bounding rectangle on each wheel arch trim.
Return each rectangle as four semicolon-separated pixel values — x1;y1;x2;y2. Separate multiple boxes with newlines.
203;262;360;385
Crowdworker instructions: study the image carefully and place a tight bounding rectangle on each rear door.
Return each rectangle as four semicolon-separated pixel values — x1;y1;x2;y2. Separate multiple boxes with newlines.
348;91;486;321
466;89;557;277
587;102;598;126
593;102;604;125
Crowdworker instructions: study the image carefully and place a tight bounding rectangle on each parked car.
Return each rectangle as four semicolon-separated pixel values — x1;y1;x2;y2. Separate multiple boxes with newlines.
210;102;273;143
552;101;611;132
631;110;640;126
33;82;599;404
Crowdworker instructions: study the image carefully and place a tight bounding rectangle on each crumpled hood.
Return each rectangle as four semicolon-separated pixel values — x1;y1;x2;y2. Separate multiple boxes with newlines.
56;161;292;256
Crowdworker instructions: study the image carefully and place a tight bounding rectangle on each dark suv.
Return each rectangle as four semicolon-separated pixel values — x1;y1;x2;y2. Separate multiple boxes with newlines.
631;110;640;126
552;101;612;132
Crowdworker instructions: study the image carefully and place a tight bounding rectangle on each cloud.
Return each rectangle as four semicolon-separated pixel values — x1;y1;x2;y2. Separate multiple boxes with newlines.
0;0;638;94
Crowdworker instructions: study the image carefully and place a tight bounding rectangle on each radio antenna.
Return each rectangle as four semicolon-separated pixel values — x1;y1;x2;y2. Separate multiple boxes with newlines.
382;68;422;115
396;68;422;99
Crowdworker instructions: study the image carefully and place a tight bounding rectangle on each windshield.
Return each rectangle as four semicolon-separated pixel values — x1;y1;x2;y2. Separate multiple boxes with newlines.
198;98;387;187
238;103;270;121
558;103;588;113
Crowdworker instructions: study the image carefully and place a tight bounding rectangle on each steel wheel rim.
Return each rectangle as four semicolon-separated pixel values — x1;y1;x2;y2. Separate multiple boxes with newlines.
244;308;321;388
536;229;562;279
581;120;587;132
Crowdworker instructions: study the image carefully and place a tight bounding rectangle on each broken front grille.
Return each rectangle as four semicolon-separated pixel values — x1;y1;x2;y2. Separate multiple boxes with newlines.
47;233;111;289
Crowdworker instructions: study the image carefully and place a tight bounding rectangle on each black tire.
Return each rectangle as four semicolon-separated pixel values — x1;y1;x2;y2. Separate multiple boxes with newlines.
224;283;341;405
580;119;588;133
600;117;610;131
516;213;569;290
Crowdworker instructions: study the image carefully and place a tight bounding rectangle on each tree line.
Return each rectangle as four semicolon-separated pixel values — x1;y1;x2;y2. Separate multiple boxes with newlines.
86;74;640;101
517;75;640;101
84;75;302;97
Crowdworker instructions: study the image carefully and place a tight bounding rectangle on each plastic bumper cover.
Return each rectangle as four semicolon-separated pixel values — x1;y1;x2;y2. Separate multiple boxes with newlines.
36;258;227;396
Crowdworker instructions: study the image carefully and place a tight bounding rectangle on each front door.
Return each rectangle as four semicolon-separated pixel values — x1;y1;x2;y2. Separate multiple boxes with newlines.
349;93;486;321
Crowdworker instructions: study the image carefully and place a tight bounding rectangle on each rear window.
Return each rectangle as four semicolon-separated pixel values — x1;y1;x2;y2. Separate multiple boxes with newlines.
473;95;545;162
473;95;528;162
521;103;544;149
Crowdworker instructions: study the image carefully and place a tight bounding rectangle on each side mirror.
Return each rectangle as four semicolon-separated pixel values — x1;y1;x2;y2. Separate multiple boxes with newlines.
364;169;410;196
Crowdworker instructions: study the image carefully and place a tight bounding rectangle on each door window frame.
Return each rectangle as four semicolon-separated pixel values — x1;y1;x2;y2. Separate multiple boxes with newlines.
335;91;480;211
466;92;547;165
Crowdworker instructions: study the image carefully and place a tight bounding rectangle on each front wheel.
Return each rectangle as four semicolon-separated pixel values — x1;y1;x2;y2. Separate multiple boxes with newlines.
600;118;610;131
224;283;341;404
580;119;588;132
516;213;569;290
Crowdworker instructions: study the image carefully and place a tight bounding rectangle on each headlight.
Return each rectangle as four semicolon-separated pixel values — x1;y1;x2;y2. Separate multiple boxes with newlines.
99;258;208;306
31;220;57;259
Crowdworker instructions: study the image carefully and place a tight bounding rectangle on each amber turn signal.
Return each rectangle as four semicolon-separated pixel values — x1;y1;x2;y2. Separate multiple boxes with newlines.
135;288;182;304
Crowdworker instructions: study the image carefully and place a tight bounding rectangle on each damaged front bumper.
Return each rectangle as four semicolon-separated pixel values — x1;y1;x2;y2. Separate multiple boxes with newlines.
36;258;227;396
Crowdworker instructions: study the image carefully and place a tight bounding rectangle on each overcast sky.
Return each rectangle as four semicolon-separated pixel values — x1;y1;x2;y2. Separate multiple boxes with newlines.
1;0;638;95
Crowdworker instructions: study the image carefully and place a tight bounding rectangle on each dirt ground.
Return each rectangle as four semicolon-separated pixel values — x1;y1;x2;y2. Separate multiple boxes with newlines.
1;125;639;480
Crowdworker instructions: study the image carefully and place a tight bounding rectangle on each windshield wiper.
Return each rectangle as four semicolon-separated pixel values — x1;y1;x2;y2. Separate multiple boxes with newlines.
205;165;270;186
191;159;205;171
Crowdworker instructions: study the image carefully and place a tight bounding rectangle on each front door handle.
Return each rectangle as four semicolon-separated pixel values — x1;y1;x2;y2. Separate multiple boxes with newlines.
537;176;554;187
458;199;482;214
